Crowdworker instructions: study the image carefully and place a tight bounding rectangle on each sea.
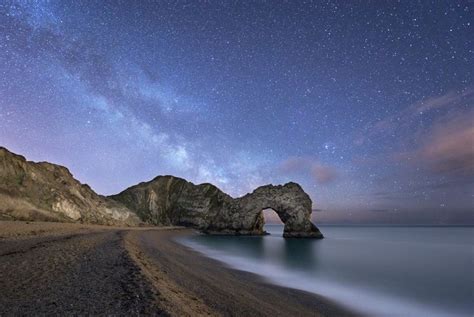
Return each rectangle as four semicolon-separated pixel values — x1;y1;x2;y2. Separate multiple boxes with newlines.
179;225;473;317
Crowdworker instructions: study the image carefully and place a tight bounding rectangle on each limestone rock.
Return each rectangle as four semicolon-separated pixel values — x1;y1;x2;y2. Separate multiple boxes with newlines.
0;147;141;226
111;175;323;238
0;147;323;238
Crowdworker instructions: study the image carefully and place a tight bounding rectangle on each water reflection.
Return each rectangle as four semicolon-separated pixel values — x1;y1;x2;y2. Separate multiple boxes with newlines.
193;227;321;272
264;224;320;271
181;225;474;317
282;239;320;270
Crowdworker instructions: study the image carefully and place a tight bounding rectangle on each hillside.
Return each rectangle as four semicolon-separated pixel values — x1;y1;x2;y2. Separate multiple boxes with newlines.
0;147;140;226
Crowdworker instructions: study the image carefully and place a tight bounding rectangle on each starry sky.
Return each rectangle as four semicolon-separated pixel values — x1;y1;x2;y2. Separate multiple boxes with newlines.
0;1;472;224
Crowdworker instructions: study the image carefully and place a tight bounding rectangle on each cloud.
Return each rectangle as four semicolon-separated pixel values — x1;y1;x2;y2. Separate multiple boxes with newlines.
311;164;338;184
280;156;338;184
355;87;474;146
365;105;474;207
415;89;472;113
415;110;474;177
353;89;474;181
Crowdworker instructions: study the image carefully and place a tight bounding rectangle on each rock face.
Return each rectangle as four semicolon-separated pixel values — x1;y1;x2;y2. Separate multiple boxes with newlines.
110;175;323;238
0;147;323;238
0;147;140;226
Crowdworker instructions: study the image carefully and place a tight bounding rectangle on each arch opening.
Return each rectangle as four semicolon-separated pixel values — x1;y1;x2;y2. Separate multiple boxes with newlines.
261;208;284;235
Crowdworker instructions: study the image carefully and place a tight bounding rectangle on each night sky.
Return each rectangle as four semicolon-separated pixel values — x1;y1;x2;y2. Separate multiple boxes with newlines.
0;1;472;224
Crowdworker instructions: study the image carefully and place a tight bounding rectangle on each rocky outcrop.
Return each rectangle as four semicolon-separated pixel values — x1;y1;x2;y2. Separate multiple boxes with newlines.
0;147;322;237
111;175;323;238
0;147;140;226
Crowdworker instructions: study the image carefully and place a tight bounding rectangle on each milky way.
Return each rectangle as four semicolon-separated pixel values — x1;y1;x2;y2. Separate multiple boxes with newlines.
0;1;472;224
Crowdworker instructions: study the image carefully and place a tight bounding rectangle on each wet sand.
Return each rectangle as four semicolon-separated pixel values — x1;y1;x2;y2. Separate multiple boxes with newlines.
0;221;356;316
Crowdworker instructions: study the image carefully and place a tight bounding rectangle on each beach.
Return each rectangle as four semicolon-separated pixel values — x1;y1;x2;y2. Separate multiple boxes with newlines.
0;221;354;316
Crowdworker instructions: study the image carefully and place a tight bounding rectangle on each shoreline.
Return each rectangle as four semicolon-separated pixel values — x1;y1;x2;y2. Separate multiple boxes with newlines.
0;221;357;316
124;228;358;316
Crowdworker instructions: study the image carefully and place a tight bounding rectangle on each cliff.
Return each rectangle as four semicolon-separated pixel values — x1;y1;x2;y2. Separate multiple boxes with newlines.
0;147;140;225
0;147;322;237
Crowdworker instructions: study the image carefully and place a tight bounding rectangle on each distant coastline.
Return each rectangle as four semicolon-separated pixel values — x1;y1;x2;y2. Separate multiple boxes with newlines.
316;223;474;227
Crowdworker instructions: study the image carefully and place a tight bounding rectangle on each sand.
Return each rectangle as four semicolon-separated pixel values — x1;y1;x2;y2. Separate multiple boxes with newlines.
0;221;357;316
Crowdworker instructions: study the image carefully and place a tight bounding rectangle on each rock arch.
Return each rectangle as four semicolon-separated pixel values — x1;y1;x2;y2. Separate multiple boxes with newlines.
111;176;324;238
234;183;323;238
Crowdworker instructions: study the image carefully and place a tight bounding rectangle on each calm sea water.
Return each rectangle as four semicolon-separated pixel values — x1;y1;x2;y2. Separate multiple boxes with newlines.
179;225;474;317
